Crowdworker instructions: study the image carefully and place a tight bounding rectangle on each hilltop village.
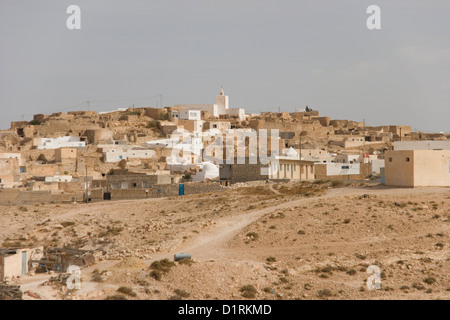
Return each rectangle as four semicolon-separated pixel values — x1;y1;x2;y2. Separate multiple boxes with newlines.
1;89;450;301
1;88;449;204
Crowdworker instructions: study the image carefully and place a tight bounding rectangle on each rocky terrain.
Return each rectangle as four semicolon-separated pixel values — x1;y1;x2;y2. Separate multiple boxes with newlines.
1;181;449;300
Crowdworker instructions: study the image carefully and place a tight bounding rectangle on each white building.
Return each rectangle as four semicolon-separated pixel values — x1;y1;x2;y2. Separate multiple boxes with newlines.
192;162;220;182
393;141;450;150
36;136;86;149
173;88;246;121
334;154;361;164
45;175;73;183
322;163;361;176
103;148;157;163
171;110;201;121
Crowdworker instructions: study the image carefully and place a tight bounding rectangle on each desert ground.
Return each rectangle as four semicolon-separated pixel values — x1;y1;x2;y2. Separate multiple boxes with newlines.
1;181;449;300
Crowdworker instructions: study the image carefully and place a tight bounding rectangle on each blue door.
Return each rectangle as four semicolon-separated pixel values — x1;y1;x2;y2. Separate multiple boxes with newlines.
179;184;185;196
22;252;27;275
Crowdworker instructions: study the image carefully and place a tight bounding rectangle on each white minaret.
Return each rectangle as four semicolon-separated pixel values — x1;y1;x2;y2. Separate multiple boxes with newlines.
215;87;229;115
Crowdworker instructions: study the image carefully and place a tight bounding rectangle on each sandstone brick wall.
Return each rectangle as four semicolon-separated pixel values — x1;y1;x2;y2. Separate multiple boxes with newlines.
94;182;223;201
0;189;84;205
220;163;269;184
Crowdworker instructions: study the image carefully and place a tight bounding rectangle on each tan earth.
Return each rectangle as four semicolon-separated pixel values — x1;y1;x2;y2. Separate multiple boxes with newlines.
1;181;449;300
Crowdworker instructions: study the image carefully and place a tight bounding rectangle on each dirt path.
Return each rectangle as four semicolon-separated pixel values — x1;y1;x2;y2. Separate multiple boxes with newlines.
148;186;445;262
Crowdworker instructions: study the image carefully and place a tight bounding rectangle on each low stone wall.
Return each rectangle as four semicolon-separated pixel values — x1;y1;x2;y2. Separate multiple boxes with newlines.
91;182;223;201
0;189;84;205
0;183;223;205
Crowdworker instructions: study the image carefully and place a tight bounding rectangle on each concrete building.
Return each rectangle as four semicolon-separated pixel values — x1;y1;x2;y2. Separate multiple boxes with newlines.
45;175;73;183
203;120;232;132
102;148;157;163
371;159;385;175
393;141;450;151
219;158;269;185
192;162;220;182
0;154;23;189
384;149;450;187
334;154;361;164
0;247;44;281
172;88;246;121
299;149;335;163
177;120;204;135
171;110;201;121
269;148;316;180
315;162;372;181
36;136;86;149
55;148;77;162
106;171;174;189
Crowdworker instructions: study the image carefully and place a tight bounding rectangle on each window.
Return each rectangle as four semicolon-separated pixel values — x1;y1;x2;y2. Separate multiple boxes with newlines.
406;157;410;162
342;165;350;169
389;157;392;162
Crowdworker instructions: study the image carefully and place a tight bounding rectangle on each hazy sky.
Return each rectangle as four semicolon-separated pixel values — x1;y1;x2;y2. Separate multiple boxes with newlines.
0;0;449;132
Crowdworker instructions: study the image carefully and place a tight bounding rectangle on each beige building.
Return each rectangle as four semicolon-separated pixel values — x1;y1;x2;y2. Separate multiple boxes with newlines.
269;158;315;180
384;150;450;187
55;147;77;162
269;148;316;180
1;247;44;281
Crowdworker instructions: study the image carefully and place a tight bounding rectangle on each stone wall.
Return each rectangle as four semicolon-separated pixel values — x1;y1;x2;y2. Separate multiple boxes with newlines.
0;189;84;205
315;163;372;181
98;182;223;201
220;162;269;184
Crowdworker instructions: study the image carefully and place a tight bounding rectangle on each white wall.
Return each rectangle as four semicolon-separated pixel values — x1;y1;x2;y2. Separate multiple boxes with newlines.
45;175;73;182
37;136;86;149
175;104;219;117
103;149;157;163
326;163;360;176
0;153;22;166
179;110;201;120
371;159;385;174
335;154;361;163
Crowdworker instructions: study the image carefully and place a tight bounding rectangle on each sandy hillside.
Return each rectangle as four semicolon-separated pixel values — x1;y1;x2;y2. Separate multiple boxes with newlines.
1;181;449;300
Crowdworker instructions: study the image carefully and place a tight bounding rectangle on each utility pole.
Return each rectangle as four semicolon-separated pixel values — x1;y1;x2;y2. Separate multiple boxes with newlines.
299;134;302;160
85;163;89;204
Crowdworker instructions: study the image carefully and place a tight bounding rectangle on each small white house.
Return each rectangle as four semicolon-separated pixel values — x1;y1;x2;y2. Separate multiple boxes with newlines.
37;136;86;149
0;247;44;281
179;110;201;121
192;162;220;182
103;148;157;163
